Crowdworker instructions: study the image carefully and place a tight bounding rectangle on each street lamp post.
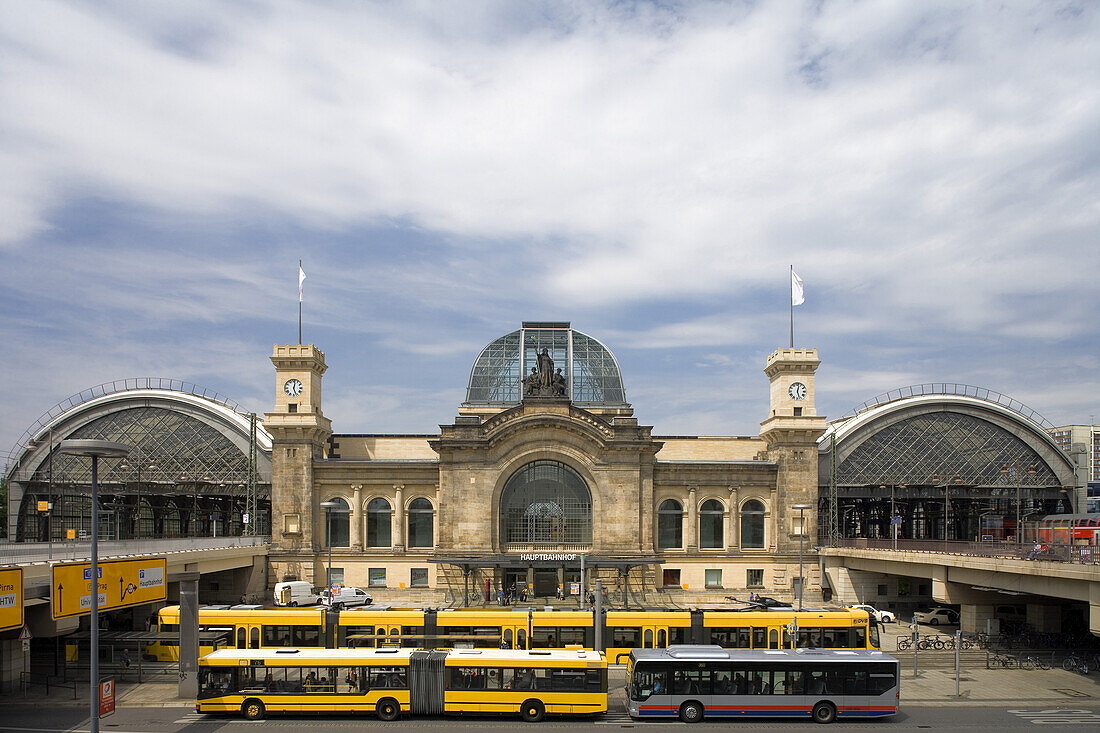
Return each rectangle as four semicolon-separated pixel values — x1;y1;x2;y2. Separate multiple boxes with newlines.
319;501;347;591
792;504;812;611
60;439;130;733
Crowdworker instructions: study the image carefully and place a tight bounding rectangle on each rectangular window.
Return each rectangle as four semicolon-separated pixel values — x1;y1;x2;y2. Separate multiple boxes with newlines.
897;579;910;596
705;569;723;588
662;569;681;587
411;568;429;587
747;569;764;587
329;568;344;585
369;568;386;587
878;584;888;596
611;627;640;648
794;407;803;416
288;403;297;413
283;513;300;534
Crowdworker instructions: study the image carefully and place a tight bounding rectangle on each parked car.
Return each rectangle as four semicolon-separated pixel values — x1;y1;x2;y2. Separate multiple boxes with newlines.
847;604;896;623
274;581;320;607
912;607;959;626
320;586;373;607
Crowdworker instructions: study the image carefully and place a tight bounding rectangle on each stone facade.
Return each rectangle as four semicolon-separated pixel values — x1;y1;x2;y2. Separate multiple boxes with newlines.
264;333;829;607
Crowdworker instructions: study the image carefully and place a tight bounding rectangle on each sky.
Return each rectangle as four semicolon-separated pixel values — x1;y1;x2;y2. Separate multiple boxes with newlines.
1;0;1098;464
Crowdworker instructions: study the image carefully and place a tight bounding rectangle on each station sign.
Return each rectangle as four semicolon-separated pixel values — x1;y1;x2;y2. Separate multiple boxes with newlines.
52;557;167;620
0;567;24;632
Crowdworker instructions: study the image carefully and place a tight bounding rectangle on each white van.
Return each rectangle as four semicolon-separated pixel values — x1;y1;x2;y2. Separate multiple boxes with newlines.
274;581;320;607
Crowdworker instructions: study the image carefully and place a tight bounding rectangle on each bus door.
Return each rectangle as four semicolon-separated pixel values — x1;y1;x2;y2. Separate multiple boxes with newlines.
236;623;261;649
641;624;670;649
380;624;401;647
501;623;528;650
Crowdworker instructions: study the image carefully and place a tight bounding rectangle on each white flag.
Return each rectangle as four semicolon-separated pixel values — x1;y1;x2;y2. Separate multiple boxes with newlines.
791;269;804;306
298;263;306;303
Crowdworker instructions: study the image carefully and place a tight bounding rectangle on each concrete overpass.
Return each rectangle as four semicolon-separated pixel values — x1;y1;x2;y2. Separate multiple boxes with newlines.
821;541;1100;636
1;536;268;692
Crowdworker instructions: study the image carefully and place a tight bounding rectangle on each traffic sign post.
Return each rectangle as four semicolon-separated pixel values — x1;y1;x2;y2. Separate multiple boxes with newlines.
0;567;24;632
51;557;167;620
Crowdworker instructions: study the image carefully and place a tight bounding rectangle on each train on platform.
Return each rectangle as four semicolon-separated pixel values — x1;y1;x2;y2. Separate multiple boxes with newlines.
1025;514;1100;546
146;603;880;662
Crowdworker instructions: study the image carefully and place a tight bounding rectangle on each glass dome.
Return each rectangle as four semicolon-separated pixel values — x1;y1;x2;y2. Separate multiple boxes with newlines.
464;322;627;407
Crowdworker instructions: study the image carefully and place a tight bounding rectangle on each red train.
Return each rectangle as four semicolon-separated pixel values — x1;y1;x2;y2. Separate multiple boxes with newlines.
1024;514;1100;546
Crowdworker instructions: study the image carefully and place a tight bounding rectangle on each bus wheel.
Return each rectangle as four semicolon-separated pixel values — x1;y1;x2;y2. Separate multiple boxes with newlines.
521;700;545;722
812;702;836;724
679;701;704;723
377;699;400;721
241;699;265;721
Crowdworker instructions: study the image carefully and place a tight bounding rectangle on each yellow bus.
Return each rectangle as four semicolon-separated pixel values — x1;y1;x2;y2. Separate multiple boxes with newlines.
196;646;607;722
147;605;327;661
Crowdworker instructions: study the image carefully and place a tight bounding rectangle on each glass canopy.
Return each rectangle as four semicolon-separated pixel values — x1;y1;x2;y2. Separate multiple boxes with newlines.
464;322;627;407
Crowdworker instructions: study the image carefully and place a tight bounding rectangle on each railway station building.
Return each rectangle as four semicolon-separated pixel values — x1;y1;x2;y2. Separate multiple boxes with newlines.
5;321;1080;610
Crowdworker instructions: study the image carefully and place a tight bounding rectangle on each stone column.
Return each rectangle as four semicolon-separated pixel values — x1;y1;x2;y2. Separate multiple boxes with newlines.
393;485;405;553
687;487;698;552
433;485;441;548
769;486;778;551
728;487;739;552
350;484;362;549
177;572;200;699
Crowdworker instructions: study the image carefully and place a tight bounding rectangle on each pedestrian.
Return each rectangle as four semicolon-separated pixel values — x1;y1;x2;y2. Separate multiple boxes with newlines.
748;592;755;603
520;586;528;602
497;586;505;606
120;649;131;669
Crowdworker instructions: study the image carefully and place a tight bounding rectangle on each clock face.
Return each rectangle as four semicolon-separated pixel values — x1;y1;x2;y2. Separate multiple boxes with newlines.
283;378;303;397
789;381;807;401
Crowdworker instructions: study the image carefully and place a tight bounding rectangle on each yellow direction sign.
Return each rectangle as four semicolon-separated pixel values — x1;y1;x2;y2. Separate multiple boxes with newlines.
0;567;24;632
52;557;167;620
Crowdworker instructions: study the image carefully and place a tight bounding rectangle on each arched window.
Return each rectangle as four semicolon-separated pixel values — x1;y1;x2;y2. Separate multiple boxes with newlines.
407;497;434;548
699;499;724;549
325;497;350;548
740;499;765;549
657;499;683;550
366;497;391;548
499;461;592;545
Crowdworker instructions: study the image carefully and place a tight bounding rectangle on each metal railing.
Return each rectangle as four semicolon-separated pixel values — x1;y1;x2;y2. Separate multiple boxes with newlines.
502;543;593;553
0;535;269;565
829;537;1100;564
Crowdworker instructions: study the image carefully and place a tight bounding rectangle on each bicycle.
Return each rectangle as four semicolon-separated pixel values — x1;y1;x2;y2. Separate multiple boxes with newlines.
991;653;1017;669
1025;654;1050;671
1063;653;1090;675
896;637;912;651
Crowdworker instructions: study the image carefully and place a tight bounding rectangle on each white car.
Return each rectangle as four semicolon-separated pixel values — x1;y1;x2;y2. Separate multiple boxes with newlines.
321;586;373;607
912;607;959;626
847;604;896;623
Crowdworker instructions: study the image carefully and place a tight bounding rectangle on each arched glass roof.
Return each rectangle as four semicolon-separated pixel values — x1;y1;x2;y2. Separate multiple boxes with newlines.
833;412;1060;487
464;322;627;406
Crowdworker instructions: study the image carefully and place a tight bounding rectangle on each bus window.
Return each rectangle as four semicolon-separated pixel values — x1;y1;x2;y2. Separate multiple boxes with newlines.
503;629;513;649
752;627;767;648
249;627;259;649
657;629;666;647
644;629;653;648
768;629;778;649
863;624;875;650
613;628;641;648
294;627;321;647
516;629;526;650
236;628;245;649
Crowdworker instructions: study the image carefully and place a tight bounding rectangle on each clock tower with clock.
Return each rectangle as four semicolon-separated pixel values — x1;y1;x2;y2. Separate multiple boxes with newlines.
264;344;332;582
759;348;828;554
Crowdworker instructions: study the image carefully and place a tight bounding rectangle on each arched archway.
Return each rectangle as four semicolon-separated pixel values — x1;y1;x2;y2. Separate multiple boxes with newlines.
499;461;592;547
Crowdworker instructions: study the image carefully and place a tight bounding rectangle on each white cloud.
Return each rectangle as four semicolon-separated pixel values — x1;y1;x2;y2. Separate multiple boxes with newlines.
1;1;1098;456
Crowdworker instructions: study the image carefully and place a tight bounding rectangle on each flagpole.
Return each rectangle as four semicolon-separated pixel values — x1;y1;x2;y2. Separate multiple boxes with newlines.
298;259;303;345
789;265;794;349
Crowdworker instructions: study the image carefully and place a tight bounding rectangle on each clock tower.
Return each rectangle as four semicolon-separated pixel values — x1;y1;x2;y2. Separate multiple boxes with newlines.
759;348;828;554
264;344;332;580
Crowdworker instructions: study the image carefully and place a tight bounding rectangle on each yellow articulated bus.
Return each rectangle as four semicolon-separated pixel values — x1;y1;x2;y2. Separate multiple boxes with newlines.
147;605;327;661
196;646;607;722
